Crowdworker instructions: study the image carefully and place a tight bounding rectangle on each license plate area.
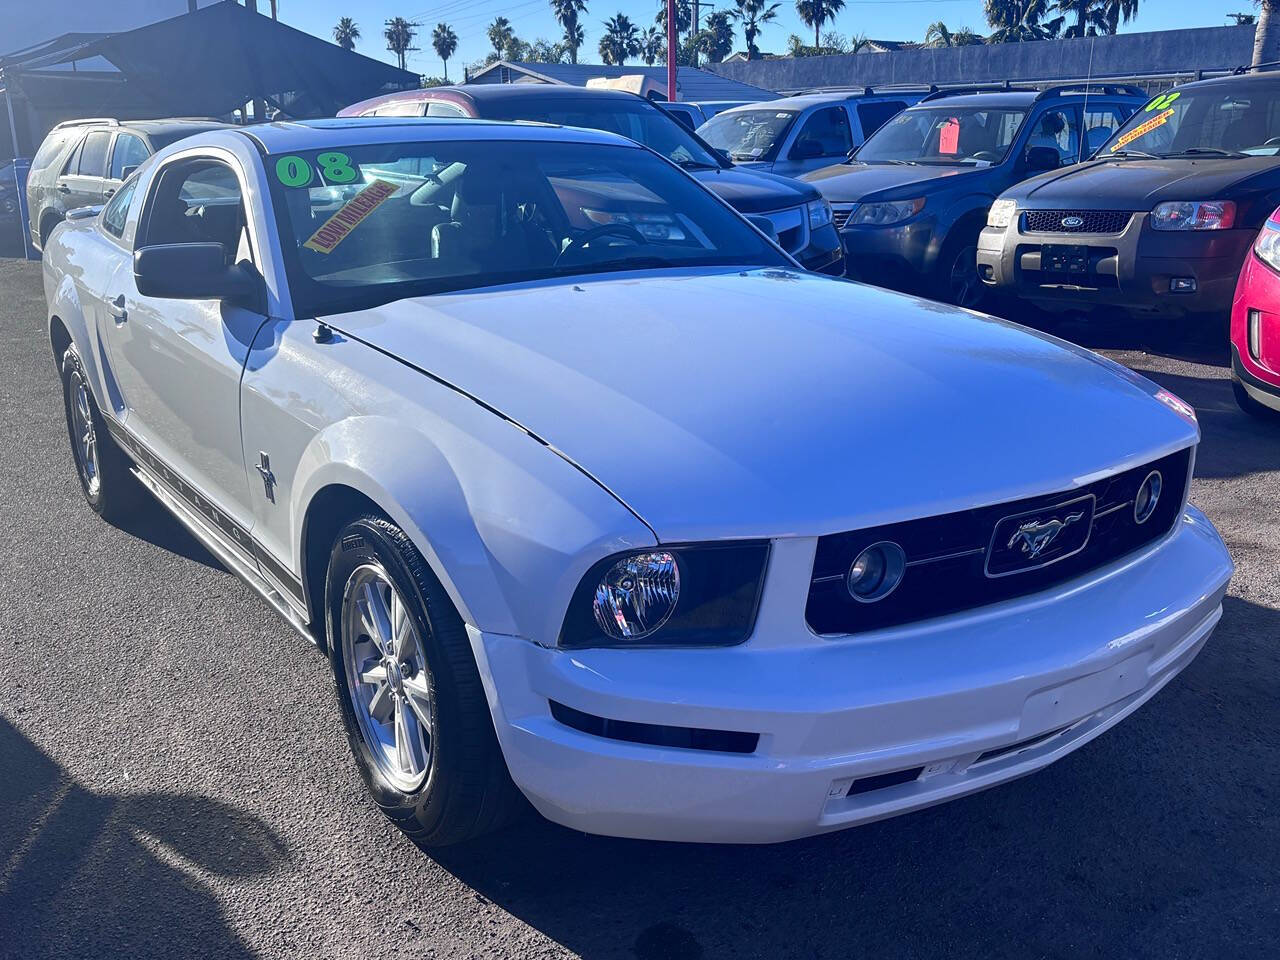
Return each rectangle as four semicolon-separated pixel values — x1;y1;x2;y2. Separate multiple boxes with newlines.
1041;243;1090;276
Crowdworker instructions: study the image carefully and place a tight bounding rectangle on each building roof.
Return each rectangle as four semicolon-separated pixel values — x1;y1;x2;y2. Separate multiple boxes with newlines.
467;60;776;102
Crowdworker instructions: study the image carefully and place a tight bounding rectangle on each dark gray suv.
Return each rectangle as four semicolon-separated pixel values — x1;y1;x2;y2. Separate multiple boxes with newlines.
803;84;1145;307
27;117;229;252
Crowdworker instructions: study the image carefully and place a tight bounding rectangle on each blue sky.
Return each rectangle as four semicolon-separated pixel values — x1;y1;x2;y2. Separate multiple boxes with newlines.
283;0;1252;79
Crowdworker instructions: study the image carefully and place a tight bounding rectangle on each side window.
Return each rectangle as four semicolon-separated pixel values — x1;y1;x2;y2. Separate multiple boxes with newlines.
375;100;426;117
1082;105;1128;157
61;136;85;176
1025;106;1082;166
101;178;139;238
856;100;907;139
794;106;853;158
78;130;112;179
32;130;71;173
143;159;250;263
425;101;467;118
110;134;149;180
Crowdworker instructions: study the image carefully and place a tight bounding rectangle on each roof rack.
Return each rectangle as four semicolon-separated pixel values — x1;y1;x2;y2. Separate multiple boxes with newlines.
52;117;119;129
920;81;1039;101
788;83;936;97
1034;82;1147;99
1231;59;1280;75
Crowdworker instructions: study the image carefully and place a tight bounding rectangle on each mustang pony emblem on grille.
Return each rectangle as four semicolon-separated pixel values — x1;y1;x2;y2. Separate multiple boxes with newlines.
1007;511;1086;560
1061;215;1085;228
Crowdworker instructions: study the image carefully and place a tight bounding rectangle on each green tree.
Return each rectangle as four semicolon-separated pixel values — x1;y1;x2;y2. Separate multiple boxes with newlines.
488;16;515;55
984;0;1055;42
431;22;457;80
732;0;781;59
795;0;845;53
384;17;417;70
1101;0;1138;32
641;25;666;64
700;10;736;61
551;0;588;63
1049;0;1107;37
848;30;872;52
333;16;360;50
599;12;641;64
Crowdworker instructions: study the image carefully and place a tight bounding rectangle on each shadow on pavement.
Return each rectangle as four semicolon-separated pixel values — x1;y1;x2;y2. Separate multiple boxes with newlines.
0;718;289;959
428;595;1280;960
108;497;225;571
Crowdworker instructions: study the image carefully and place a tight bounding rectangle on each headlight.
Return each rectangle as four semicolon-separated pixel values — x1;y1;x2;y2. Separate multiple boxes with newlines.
560;542;770;648
1150;200;1236;231
987;199;1017;229
807;198;833;230
848;197;925;227
1155;388;1197;425
581;207;686;241
1254;218;1280;272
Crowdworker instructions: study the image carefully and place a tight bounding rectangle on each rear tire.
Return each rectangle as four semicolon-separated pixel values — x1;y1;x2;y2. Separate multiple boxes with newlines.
325;514;524;846
60;347;144;521
1233;378;1280;423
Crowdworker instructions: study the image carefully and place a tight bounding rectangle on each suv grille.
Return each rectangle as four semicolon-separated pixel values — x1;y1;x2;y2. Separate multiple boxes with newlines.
805;447;1191;636
832;204;855;231
1023;209;1133;235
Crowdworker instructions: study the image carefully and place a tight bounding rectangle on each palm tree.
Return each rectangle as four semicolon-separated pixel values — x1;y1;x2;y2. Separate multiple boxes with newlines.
848;31;872;52
1256;0;1280;67
952;26;984;43
1100;0;1138;33
641;25;665;64
924;20;953;46
1049;0;1107;38
384;17;417;70
701;10;736;62
732;0;781;59
432;23;458;80
984;0;1055;42
550;0;588;63
488;16;515;56
333;16;361;51
795;0;845;53
599;13;641;64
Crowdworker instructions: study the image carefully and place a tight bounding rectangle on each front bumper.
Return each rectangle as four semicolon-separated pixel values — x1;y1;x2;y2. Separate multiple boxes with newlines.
978;212;1254;317
795;221;845;275
837;216;937;291
472;506;1232;843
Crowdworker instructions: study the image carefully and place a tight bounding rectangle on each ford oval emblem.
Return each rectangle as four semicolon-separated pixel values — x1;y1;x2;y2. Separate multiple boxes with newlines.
1061;215;1085;229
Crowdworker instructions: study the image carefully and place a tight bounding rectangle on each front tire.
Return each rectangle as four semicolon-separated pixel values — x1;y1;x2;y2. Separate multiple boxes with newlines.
937;234;988;311
325;515;522;846
60;347;143;521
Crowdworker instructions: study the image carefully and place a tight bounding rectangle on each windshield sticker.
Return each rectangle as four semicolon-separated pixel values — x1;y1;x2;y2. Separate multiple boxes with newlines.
1110;108;1174;153
302;179;397;254
276;151;360;187
275;155;313;187
939;117;960;155
1145;91;1180;113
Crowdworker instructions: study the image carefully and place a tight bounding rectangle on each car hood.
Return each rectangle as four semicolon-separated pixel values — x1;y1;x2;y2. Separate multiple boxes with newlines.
692;166;819;212
323;268;1196;543
1005;156;1280;208
802;161;986;200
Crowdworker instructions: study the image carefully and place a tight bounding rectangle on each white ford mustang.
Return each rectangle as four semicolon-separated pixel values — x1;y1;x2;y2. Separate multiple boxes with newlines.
43;118;1233;845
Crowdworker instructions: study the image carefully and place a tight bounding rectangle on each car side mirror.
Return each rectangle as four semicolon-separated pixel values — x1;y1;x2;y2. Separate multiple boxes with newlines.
1024;146;1061;173
745;214;779;243
134;243;260;302
790;139;824;161
120;164;139;180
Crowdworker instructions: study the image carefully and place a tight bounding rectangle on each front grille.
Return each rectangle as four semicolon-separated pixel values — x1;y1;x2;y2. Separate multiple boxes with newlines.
805;447;1191;636
1023;209;1133;234
832;204;855;231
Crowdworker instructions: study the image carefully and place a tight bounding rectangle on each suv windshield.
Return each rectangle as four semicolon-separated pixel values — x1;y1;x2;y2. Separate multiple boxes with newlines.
855;106;1028;165
268;139;787;316
1102;83;1280;157
698;109;798;161
486;98;723;170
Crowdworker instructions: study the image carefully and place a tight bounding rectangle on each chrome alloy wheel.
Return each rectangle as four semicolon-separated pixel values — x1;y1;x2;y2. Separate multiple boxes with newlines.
69;370;100;498
341;564;435;792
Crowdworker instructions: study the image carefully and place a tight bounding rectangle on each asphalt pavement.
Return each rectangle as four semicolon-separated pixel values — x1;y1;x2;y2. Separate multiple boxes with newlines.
1;256;1277;960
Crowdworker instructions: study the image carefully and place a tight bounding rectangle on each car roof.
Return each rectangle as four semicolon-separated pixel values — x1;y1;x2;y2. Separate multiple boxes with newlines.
236;116;640;154
351;83;652;114
728;91;912;112
1173;70;1280;92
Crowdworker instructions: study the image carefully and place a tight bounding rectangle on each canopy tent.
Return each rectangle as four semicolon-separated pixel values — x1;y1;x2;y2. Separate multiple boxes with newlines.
1;1;419;157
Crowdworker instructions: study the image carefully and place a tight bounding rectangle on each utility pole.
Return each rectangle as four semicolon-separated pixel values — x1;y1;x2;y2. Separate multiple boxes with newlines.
691;0;700;68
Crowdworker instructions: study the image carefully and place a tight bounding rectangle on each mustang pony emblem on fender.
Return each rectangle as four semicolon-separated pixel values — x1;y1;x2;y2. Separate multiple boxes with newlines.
1007;511;1086;560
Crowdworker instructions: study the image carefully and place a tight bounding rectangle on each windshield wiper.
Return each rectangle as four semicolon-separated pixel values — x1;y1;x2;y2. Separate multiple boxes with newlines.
728;152;760;162
1107;149;1160;160
1167;146;1249;159
676;159;722;171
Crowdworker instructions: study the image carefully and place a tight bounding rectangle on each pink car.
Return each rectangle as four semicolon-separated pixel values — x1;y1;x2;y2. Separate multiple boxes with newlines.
1231;207;1280;421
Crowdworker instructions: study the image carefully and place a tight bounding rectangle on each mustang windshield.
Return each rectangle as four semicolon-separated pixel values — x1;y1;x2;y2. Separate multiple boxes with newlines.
268;140;788;316
854;107;1028;165
1102;85;1280;157
698;109;798;162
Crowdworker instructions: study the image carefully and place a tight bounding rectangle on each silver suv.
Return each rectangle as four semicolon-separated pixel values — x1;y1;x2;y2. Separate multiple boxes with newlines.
27;117;229;252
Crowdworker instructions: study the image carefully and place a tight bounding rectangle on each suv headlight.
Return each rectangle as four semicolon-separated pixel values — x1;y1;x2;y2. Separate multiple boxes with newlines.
1150;200;1236;231
848;197;925;227
807;198;833;230
560;542;770;648
987;199;1017;229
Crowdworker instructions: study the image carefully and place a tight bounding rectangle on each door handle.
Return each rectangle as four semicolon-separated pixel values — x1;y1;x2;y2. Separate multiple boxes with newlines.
109;295;127;324
57;184;71;194
103;187;116;198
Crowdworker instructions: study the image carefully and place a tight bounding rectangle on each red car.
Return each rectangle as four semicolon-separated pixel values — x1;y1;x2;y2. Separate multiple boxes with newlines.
1231;208;1280;421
